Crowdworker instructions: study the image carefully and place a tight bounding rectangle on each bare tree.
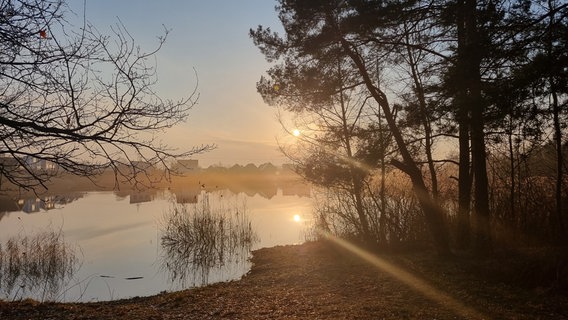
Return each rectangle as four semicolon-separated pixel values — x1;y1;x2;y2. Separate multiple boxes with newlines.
0;0;212;192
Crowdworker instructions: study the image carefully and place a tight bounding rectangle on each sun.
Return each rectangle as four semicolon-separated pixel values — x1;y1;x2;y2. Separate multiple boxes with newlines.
293;214;301;222
292;129;301;137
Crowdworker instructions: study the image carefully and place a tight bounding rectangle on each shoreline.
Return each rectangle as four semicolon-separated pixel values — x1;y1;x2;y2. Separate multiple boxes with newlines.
1;240;567;319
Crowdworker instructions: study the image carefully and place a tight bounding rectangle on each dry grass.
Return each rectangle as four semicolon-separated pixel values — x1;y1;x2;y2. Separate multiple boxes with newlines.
159;193;257;287
0;230;79;302
1;241;567;319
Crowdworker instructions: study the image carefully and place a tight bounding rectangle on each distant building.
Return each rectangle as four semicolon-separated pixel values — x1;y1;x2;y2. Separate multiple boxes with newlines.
19;196;56;213
173;159;199;173
23;156;57;172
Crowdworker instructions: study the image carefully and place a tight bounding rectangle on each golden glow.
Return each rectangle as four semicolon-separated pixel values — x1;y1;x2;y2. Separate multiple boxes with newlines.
293;214;301;222
292;129;300;137
321;232;487;319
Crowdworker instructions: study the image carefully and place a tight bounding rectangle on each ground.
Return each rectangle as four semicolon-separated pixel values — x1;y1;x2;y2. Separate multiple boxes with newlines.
1;241;567;319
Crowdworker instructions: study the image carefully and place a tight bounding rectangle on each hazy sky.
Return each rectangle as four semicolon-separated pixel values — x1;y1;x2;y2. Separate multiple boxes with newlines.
67;0;290;167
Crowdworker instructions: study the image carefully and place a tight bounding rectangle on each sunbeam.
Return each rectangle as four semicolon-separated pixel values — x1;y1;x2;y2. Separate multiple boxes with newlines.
321;232;488;319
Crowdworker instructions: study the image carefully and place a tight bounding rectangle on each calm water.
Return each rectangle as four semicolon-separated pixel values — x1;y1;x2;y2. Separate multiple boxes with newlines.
0;184;312;302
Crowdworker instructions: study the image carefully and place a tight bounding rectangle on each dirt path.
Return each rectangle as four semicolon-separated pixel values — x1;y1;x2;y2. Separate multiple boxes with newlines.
1;241;567;319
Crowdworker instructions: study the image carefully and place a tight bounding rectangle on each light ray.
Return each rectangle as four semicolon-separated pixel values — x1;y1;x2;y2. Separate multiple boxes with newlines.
321;232;488;319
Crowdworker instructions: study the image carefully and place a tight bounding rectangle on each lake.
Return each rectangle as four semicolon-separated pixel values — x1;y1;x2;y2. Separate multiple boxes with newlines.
0;178;313;302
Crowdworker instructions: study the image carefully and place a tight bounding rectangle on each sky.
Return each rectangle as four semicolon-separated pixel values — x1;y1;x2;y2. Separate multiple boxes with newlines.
66;0;291;167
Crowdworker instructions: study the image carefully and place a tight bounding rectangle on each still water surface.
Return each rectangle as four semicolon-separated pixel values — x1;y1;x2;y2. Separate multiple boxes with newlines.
0;185;312;302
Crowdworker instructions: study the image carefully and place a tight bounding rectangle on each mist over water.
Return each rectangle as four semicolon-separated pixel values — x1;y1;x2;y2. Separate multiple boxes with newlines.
0;178;312;302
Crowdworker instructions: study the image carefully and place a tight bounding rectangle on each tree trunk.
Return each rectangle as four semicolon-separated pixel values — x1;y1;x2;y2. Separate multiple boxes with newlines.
379;122;388;245
547;0;565;243
455;0;472;250
338;36;451;256
404;28;439;200
337;60;372;242
457;110;472;249
551;88;564;242
470;87;492;254
507;123;516;228
462;0;492;254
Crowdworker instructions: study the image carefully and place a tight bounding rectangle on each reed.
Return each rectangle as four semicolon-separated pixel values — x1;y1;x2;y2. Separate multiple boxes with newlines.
0;229;79;302
159;192;258;287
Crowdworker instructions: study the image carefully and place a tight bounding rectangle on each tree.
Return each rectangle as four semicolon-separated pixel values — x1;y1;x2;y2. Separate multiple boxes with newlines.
498;0;568;242
531;0;568;241
254;0;568;253
251;0;452;255
0;0;211;192
455;0;492;253
271;78;382;243
453;0;568;248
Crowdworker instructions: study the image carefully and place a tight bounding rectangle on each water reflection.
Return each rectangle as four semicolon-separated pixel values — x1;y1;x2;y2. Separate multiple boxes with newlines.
0;178;310;217
0;193;84;218
0;178;312;302
0;230;79;302
159;192;258;287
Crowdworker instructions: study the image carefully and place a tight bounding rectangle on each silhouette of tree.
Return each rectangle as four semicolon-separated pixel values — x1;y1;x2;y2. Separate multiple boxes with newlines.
519;0;568;242
485;0;568;243
251;0;452;254
253;0;568;253
448;0;568;250
0;0;211;192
